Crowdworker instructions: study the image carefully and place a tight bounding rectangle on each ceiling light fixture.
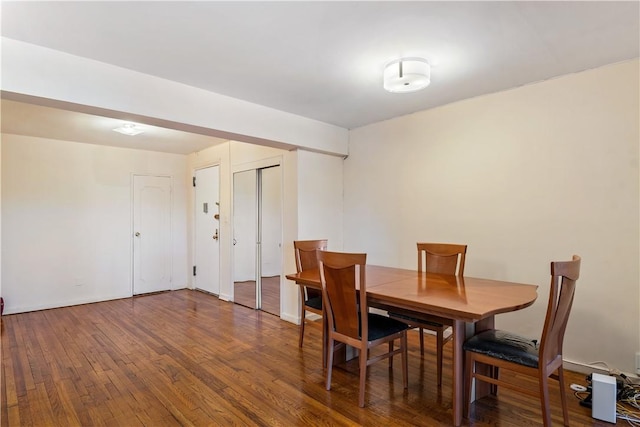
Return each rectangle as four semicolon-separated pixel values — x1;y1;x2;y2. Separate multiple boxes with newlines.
383;57;430;93
112;123;144;136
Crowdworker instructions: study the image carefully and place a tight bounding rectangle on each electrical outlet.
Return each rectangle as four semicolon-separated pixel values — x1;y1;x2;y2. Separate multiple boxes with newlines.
636;352;640;375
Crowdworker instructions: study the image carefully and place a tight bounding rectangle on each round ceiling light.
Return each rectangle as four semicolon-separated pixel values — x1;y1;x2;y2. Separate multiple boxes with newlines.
383;57;431;93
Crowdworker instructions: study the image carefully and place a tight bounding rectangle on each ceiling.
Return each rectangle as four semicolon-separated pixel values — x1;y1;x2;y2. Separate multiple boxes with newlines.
1;99;227;155
1;1;639;152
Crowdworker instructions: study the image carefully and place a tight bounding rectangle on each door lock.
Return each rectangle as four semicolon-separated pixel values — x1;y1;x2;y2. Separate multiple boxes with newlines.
213;229;219;240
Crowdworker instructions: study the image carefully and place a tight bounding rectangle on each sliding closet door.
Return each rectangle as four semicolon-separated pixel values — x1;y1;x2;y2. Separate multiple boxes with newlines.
233;169;257;309
259;166;282;316
232;165;282;315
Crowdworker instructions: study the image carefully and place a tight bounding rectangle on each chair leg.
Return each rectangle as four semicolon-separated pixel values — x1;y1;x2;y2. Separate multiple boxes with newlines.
436;329;443;386
321;315;326;369
388;340;394;368
326;338;334;391
539;372;552;427
401;333;408;389
463;352;474;419
557;366;570;426
299;310;305;347
419;327;424;356
359;345;368;407
491;366;499;395
298;289;305;348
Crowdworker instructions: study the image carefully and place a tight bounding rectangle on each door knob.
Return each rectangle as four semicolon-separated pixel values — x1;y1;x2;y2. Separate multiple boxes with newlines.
135;232;141;237
213;229;219;240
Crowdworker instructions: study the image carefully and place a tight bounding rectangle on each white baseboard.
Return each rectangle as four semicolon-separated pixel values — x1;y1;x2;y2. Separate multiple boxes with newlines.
281;311;299;324
218;293;232;302
2;293;132;315
563;359;639;380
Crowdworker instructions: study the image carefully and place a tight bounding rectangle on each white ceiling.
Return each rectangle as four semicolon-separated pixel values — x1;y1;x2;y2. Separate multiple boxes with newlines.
1;1;639;151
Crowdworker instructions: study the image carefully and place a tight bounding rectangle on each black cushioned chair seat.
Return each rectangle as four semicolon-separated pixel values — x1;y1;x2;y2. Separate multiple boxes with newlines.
305;296;322;311
366;313;410;341
463;329;539;369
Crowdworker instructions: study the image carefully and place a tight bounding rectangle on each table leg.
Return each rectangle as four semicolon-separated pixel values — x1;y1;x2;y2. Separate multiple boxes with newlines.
473;317;495;399
452;320;465;426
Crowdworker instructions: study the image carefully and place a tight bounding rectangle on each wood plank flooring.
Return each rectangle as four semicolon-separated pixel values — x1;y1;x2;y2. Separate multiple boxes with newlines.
1;290;615;426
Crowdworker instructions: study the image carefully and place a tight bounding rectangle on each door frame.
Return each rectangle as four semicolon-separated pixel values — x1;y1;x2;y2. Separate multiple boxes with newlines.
192;163;221;295
131;173;174;296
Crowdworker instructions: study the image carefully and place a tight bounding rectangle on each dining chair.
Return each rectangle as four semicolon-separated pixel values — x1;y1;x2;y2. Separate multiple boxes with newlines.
388;242;467;386
318;250;409;407
294;239;328;348
463;255;581;427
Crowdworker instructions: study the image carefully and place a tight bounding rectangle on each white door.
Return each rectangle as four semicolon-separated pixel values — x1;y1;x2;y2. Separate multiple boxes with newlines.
194;166;220;295
133;175;172;295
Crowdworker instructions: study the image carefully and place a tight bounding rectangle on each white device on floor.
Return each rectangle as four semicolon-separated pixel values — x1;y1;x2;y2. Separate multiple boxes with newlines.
591;373;617;423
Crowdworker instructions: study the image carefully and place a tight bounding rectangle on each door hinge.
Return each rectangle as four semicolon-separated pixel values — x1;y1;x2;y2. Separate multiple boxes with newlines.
192;176;196;187
193;266;196;276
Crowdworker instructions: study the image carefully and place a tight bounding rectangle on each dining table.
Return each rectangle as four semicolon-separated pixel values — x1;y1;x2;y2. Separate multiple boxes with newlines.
286;264;538;426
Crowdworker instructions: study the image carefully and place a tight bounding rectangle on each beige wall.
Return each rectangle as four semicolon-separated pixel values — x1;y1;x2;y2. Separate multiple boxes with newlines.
2;134;189;313
296;150;344;250
344;59;640;374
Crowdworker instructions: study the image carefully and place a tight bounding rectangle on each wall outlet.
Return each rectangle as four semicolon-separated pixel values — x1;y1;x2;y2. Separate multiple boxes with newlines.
636;352;640;375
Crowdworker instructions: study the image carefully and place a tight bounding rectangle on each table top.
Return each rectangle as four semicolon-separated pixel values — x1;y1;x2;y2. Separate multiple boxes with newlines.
286;264;538;323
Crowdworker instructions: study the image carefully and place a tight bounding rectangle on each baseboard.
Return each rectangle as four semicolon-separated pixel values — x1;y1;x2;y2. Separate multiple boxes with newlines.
281;311;299;325
2;293;133;315
563;358;639;380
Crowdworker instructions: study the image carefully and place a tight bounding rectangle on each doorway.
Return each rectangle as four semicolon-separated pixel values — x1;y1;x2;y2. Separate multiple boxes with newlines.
132;175;172;295
232;165;282;315
193;165;220;295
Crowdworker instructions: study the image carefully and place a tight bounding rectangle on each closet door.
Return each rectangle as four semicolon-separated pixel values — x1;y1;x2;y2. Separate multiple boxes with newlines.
132;175;172;295
259;166;282;316
233;169;258;309
232;165;282;315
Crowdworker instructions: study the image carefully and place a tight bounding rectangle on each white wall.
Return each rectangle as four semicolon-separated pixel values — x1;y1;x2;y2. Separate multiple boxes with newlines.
344;60;640;374
1;134;189;313
297;150;344;250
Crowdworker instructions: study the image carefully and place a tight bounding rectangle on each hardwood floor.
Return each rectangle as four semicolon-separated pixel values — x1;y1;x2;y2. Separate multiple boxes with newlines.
1;290;614;426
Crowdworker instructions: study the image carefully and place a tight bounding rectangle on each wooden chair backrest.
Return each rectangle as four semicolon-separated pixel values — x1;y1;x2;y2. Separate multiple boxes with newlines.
294;239;328;272
318;251;367;341
417;243;467;276
539;255;581;367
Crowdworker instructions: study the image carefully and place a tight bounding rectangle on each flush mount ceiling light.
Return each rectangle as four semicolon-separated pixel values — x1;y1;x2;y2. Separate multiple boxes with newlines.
383;57;430;93
112;123;144;136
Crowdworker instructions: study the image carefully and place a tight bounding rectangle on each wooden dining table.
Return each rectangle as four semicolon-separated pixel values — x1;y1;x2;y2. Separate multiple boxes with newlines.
286;265;538;426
